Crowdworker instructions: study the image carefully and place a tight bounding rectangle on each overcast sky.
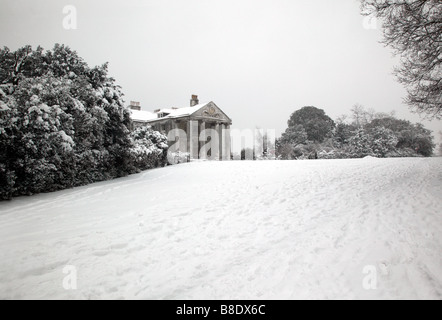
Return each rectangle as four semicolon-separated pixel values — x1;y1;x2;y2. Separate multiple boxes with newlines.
1;0;440;140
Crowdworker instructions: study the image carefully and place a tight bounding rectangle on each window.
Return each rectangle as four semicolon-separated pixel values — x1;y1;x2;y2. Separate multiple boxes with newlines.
158;112;170;118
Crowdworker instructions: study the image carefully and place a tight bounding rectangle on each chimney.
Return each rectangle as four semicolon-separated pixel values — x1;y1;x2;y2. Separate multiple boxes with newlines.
190;95;199;107
129;101;141;111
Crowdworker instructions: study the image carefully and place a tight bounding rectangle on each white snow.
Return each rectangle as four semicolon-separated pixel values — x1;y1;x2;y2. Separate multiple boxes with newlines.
0;101;9;111
0;158;441;299
130;109;157;122
162;102;209;118
58;130;75;151
131;102;211;123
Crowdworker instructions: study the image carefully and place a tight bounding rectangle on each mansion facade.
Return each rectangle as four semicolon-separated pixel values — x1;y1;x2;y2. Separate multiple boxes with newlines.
129;95;232;160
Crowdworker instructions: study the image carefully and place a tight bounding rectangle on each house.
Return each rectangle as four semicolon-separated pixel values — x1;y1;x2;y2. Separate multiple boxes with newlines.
129;95;232;160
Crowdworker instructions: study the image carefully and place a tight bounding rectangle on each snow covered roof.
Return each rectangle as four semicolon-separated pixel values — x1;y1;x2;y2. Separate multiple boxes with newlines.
159;102;209;118
131;102;212;123
130;109;157;122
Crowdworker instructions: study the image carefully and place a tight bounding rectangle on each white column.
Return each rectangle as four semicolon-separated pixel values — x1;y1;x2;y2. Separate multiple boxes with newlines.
222;124;231;161
215;123;221;160
189;120;199;160
199;121;206;159
220;124;225;160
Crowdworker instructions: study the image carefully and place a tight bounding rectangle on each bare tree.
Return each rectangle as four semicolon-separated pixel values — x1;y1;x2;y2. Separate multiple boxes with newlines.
361;0;442;118
351;104;380;126
351;104;367;127
351;103;397;127
336;114;349;124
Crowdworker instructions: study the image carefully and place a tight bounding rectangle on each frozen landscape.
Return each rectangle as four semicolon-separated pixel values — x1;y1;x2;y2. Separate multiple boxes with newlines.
0;157;441;300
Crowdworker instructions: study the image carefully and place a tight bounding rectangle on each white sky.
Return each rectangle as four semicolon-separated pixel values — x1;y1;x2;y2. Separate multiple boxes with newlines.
1;0;440;141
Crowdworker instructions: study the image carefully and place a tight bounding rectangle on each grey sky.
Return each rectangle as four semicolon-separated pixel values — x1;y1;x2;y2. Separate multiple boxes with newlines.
1;0;440;140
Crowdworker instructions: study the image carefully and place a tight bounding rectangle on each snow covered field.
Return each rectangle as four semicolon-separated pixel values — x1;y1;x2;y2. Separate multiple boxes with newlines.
0;158;441;300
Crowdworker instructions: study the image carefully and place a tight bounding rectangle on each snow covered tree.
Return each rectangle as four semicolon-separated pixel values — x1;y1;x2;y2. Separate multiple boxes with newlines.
276;125;308;160
277;107;335;160
130;126;168;171
275;140;293;160
334;122;357;147
10;77;77;194
0;45;36;87
0;44;167;199
287;107;335;143
361;0;442;118
280;125;308;147
367;126;399;157
349;128;375;158
350;104;394;128
366;117;435;156
351;104;370;128
0;88;18;199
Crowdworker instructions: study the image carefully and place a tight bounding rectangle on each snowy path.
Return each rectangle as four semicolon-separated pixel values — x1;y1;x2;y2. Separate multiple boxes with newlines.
0;158;441;299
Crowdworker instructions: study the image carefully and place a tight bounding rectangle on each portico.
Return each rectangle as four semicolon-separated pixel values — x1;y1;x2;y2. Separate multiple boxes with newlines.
130;95;232;160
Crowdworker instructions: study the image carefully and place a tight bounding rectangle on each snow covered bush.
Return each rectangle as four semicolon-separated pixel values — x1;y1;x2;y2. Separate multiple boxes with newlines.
130;127;168;171
277;106;434;161
348;127;398;158
317;148;336;160
367;126;398;158
348;129;374;158
0;44;168;199
0;90;17;199
167;151;190;165
366;117;435;157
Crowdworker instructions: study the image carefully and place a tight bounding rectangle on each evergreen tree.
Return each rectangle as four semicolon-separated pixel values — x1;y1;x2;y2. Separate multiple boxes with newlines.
368;126;399;158
0;44;167;199
349;128;374;158
287;107;335;143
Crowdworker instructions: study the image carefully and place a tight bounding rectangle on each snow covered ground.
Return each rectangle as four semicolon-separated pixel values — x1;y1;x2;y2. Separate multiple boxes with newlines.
0;157;441;300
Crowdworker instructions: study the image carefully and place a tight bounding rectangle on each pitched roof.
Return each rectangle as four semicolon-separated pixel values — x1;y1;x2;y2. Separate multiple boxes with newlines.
161;102;209;118
130;102;211;122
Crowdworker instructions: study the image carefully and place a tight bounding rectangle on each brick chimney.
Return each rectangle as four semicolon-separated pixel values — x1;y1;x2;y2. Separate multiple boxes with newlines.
190;95;199;107
129;101;141;111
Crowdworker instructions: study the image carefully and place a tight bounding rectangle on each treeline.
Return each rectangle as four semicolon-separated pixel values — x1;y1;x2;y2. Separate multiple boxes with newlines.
0;45;168;200
276;105;435;160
